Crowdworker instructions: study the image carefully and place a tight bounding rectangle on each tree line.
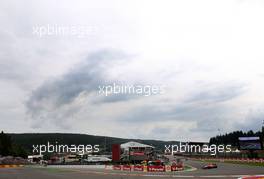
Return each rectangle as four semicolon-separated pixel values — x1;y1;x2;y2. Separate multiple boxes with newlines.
209;130;263;147
0;131;27;158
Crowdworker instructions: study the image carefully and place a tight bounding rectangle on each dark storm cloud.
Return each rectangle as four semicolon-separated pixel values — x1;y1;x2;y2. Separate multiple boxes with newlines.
120;102;228;124
119;84;246;136
26;49;132;124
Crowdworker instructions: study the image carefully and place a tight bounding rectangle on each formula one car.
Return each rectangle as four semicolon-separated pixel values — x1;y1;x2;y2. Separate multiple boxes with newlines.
202;163;217;169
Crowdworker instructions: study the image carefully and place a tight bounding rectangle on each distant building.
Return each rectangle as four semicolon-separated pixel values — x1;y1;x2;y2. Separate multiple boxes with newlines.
28;155;43;163
84;155;111;163
120;141;155;163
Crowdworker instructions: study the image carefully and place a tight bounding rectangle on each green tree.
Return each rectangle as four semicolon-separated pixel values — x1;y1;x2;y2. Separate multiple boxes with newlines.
0;131;13;156
12;144;28;158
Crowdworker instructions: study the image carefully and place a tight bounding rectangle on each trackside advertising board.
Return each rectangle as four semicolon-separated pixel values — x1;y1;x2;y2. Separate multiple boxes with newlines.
239;137;263;150
147;166;165;172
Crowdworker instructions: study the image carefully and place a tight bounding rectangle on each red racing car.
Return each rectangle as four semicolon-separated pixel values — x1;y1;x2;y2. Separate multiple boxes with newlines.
202;163;217;169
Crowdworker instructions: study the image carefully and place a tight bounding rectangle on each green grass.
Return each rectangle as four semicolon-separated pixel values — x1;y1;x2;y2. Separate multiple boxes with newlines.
184;165;193;170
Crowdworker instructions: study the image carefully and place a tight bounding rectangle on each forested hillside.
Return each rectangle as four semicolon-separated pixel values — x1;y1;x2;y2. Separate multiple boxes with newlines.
7;133;179;153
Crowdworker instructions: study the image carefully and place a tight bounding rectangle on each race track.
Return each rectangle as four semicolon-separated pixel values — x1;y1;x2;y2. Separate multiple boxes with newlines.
0;160;263;179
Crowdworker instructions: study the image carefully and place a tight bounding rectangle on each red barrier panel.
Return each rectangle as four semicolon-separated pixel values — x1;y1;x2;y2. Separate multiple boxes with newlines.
133;165;144;171
113;165;122;170
147;166;165;172
171;165;183;171
123;165;131;171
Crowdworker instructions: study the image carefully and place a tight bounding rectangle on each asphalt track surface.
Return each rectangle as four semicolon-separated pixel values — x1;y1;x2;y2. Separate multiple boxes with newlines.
0;160;263;179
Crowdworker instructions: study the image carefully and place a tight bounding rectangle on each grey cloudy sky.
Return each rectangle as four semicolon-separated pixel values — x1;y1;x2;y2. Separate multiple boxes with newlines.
1;0;264;142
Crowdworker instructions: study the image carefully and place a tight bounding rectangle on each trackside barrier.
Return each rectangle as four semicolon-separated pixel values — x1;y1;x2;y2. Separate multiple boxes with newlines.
122;165;131;171
113;165;122;170
111;165;184;172
147;165;165;172
165;165;171;172
105;165;113;170
198;157;264;163
133;165;144;171
0;165;24;168
171;165;184;171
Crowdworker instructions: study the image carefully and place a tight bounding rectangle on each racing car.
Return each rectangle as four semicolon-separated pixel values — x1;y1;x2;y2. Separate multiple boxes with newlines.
202;163;217;169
